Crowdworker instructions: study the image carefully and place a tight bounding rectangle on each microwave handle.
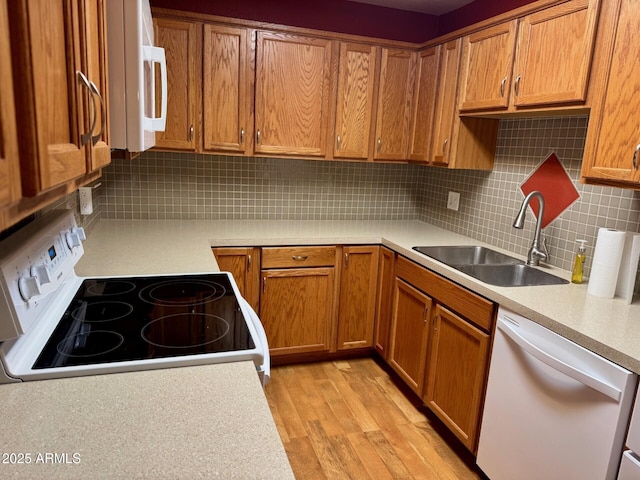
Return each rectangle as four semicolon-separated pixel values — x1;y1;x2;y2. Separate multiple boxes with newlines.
142;45;167;132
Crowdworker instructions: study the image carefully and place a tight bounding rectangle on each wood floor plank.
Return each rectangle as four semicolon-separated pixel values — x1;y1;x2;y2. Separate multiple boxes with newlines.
267;359;483;480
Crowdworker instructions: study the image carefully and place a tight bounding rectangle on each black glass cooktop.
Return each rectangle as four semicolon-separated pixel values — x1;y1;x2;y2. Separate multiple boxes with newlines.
33;273;254;369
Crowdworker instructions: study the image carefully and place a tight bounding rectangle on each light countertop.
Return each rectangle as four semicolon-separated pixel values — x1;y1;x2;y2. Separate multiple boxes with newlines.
76;218;640;373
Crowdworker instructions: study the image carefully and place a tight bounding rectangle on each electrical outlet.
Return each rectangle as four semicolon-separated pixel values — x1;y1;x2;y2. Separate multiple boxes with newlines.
447;191;460;211
79;187;93;215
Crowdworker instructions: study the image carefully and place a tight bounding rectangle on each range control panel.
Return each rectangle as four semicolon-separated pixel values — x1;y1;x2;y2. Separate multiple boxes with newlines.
0;210;85;341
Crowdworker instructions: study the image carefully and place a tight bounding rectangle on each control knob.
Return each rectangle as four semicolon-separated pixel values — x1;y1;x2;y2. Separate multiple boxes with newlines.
17;264;52;302
66;227;86;250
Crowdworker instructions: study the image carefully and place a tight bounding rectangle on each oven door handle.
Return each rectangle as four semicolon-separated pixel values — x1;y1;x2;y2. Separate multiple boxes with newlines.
240;298;270;386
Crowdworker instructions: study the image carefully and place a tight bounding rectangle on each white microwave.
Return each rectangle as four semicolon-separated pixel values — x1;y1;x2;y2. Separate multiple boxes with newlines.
106;0;167;152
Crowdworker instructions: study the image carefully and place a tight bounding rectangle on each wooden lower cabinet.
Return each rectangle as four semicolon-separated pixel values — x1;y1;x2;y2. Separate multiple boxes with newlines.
336;246;379;350
212;247;260;311
388;278;433;395
373;247;396;358
260;267;335;356
424;304;490;453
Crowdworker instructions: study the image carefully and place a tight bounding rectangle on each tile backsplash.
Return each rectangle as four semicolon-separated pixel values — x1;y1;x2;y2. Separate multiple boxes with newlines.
96;115;640;282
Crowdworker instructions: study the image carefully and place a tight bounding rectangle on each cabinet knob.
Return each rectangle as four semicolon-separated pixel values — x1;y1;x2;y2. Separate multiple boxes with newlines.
514;75;521;96
633;144;640;171
500;77;507;98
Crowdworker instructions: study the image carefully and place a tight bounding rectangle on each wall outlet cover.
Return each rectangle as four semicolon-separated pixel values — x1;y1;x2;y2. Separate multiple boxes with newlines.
79;187;93;215
447;191;460;211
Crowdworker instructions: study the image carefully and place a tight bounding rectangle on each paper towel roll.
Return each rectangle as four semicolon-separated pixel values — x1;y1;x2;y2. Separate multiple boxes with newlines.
615;233;640;304
587;228;626;298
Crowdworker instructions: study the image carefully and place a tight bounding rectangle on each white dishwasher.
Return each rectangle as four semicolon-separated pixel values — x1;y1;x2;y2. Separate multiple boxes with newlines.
477;307;637;480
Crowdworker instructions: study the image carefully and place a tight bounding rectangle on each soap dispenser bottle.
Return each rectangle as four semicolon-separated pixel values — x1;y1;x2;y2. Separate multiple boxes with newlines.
571;239;587;284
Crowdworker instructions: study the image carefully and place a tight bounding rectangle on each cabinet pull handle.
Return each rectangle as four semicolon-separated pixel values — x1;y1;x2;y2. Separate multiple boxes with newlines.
240;128;245;144
345;253;349;268
77;71;96;147
633;144;640;171
337;135;341;150
263;277;266;293
247;254;251;272
423;307;428;324
89;81;105;146
189;125;194;143
500;76;507;98
292;255;308;261
256;129;261;144
514;75;521;96
442;138;448;155
377;137;382;153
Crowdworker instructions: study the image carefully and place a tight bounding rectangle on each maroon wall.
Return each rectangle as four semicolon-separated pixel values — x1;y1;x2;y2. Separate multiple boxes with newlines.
151;0;440;43
438;0;537;36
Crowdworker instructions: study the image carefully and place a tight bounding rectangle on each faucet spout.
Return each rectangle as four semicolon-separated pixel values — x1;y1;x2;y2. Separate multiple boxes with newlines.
513;191;548;266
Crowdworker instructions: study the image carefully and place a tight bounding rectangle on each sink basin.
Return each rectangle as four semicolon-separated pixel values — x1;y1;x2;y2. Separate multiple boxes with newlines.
456;264;568;287
413;245;568;287
412;245;521;267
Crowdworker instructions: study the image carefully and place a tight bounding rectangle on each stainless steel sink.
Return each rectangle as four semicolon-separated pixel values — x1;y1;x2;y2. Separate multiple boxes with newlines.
412;245;521;267
456;264;568;287
412;245;568;287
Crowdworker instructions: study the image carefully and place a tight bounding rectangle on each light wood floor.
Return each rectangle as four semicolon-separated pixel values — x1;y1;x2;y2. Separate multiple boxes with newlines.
264;357;484;479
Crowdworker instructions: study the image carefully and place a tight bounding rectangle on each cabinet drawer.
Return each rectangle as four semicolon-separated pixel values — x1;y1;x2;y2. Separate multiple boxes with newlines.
262;246;336;268
396;256;495;331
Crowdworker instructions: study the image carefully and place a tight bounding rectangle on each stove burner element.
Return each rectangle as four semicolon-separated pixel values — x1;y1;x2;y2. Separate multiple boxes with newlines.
71;301;134;323
56;330;125;358
86;280;136;296
141;313;230;349
138;280;226;306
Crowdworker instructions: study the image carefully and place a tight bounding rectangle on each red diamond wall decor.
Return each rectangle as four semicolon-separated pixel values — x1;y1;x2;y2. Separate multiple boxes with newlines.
519;152;580;229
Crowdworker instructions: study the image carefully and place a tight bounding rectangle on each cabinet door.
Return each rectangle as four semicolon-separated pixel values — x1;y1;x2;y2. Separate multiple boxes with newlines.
430;39;461;166
337;246;379;350
255;31;332;157
333;42;378;160
424;304;489;453
388;278;432;395
80;0;110;171
581;0;640;185
212;247;260;312
459;21;517;111
373;247;395;359
408;46;440;162
203;25;251;154
373;48;416;161
154;18;200;151
0;0;20;210
260;267;335;356
512;0;600;107
9;0;88;195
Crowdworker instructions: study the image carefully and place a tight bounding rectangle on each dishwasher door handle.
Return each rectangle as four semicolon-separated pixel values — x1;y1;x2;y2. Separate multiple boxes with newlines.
497;318;622;401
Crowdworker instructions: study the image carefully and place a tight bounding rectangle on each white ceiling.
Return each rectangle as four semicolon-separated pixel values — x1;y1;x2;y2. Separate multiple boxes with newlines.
347;0;475;15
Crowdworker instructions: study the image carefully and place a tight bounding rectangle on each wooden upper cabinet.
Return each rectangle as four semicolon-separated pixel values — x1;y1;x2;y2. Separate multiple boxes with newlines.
9;0;91;196
203;25;252;154
0;0;20;210
154;18;200;151
333;42;378;160
408;46;441;162
459;21;517;112
581;0;640;186
373;48;416;161
512;0;600;108
430;39;462;166
255;31;332;157
80;0;110;171
336;246;379;350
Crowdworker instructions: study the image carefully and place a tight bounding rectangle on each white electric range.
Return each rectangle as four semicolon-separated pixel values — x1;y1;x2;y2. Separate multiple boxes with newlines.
0;210;269;385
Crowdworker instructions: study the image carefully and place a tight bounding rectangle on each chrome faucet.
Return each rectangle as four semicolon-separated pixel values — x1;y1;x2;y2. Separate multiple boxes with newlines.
513;191;549;266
